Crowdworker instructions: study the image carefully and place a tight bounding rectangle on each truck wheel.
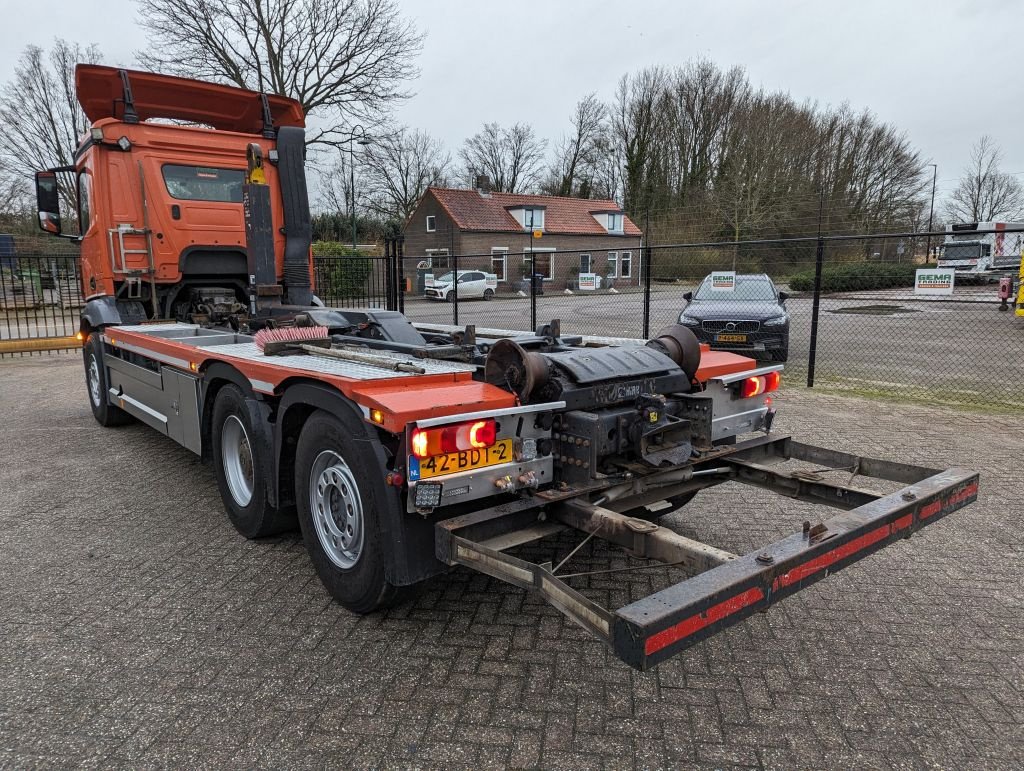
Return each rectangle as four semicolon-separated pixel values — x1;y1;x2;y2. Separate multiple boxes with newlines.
83;334;132;427
623;491;698;521
295;410;399;613
212;385;294;538
483;288;494;301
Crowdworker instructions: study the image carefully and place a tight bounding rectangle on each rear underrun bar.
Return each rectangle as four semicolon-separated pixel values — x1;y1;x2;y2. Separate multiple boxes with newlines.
437;437;979;671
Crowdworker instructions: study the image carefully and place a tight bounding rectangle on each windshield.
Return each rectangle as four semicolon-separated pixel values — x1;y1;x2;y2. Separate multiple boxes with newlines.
434;272;454;283
942;243;982;260
694;277;776;301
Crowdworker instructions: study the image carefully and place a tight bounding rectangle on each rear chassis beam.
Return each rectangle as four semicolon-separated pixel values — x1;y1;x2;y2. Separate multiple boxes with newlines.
435;435;979;670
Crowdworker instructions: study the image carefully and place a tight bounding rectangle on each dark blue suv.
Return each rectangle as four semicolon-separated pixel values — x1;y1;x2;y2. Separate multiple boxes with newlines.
678;274;790;362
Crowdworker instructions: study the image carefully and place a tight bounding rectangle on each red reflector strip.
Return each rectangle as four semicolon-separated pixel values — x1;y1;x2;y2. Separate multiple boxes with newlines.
644;586;766;656
772;523;892;591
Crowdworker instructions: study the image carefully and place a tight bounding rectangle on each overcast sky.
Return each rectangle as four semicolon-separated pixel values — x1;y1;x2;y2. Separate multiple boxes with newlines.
3;0;1022;203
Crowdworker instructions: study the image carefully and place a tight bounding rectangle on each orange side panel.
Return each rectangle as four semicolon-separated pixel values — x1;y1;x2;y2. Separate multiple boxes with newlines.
349;381;517;433
107;328;516;434
694;348;761;382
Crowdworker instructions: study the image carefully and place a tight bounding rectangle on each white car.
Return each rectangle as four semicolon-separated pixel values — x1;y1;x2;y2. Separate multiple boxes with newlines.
425;270;498;301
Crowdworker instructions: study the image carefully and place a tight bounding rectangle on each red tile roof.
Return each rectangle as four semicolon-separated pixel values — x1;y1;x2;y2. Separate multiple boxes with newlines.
427;187;642;236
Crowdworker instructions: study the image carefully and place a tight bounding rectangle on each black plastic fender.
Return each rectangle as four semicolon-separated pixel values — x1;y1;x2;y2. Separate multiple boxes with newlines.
79;296;122;332
276;382;443;586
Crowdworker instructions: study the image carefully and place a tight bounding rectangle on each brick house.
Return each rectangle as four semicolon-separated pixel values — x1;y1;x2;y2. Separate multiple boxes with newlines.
402;185;643;289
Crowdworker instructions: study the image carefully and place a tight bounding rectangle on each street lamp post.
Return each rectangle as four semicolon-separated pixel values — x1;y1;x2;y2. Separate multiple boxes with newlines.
925;163;938;264
348;125;372;251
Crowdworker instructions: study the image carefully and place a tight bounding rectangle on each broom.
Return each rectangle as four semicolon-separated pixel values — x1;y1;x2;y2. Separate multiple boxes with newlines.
253;327;426;374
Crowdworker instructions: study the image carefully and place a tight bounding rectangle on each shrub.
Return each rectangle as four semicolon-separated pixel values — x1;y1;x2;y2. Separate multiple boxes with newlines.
312;241;372;301
788;261;917;293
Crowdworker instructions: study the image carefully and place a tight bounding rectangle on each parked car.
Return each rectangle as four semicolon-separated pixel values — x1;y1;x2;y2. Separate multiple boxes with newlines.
678;274;790;362
425;270;498;301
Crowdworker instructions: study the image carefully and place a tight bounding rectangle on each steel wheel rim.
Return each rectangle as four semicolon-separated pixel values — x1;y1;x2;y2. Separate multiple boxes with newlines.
87;354;102;407
309;450;364;569
222;415;254;507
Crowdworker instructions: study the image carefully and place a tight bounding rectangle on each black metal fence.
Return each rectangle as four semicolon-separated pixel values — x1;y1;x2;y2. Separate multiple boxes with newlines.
4;231;1023;411
1;238;84;355
396;230;1024;410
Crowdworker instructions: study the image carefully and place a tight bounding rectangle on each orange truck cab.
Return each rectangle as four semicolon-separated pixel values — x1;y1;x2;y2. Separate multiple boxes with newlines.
36;64;313;330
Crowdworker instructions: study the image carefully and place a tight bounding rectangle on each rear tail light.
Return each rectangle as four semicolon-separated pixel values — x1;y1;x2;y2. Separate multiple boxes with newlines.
411;418;498;458
737;371;781;399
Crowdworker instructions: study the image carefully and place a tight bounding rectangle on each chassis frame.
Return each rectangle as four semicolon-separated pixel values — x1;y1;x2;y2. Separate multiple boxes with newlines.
436;434;979;670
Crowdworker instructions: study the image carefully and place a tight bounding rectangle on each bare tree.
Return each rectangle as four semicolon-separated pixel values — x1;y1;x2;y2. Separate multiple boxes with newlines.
459;122;546;194
359;127;450;220
945;136;1024;222
0;40;101;212
135;0;424;147
542;93;607;198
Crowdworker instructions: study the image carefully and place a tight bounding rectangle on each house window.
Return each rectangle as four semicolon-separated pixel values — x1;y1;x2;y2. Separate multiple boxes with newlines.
525;250;554;279
579;254;592;273
491;248;508;281
425;248;449;269
619;251;632;278
607;251;618;278
607;213;623;233
523;208;544;231
425;215;436;232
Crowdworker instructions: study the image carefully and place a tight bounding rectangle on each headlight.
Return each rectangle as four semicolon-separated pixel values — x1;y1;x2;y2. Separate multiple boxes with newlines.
763;316;787;327
678;314;700;326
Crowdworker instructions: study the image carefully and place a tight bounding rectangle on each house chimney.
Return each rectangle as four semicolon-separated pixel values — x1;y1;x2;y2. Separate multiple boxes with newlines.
475;174;492;196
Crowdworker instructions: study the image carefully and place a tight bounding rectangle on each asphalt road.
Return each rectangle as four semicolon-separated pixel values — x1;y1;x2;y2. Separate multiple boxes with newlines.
403;287;1024;408
2;355;1022;768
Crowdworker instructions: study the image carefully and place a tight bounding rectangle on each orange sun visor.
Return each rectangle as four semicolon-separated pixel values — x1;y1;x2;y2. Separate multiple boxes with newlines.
75;64;305;134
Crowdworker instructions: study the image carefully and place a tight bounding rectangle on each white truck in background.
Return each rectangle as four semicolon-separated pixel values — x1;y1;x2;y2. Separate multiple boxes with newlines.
938;221;1024;276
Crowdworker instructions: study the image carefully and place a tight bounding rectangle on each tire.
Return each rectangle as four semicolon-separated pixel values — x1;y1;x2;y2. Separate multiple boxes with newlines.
212;384;295;538
446;291;454;302
83;333;132;427
295;409;400;613
483;288;494;301
623;491;698;521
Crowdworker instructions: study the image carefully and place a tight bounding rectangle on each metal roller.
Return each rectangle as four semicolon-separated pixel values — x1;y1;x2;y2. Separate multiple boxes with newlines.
647;324;702;381
484;338;550;400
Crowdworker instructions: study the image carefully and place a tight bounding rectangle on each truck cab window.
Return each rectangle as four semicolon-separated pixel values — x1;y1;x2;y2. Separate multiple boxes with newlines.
77;171;92;234
161;165;245;202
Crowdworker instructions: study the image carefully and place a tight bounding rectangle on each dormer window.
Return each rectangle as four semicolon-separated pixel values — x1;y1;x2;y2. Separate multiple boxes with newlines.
523;207;544;231
607;212;623;233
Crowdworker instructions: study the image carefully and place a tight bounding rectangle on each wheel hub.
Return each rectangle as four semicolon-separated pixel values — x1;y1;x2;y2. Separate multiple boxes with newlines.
310;450;364;569
221;415;255;507
87;354;102;407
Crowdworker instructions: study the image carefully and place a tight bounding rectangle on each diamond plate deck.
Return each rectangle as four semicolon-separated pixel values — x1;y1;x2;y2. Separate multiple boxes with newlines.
199;342;476;380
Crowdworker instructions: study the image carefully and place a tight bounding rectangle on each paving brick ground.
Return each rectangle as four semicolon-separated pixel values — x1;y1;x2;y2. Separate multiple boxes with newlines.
1;353;1022;770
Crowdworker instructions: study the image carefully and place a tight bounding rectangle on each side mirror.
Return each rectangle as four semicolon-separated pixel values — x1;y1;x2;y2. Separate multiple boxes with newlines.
778;291;789;302
35;171;61;235
682;291;693;302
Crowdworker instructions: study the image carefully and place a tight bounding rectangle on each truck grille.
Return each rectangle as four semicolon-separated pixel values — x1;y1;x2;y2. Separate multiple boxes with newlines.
702;320;760;333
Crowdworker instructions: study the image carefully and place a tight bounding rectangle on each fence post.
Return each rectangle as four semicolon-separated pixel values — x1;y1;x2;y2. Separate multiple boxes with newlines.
806;236;825;387
383;237;394;311
452;248;459;326
642;242;653;339
396;235;406;314
529;250;537;333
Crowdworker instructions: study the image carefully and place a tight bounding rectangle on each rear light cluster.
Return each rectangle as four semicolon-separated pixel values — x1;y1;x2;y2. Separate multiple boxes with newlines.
737;371;781;398
411;418;498;458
